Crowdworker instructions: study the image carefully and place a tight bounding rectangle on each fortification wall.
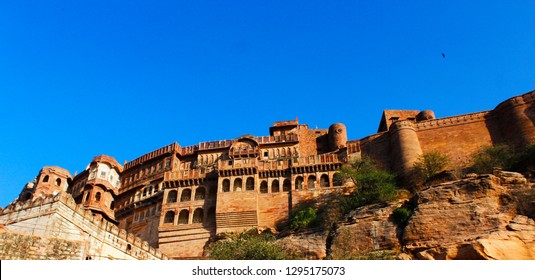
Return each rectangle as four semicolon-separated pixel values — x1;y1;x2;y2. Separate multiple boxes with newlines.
216;191;258;234
257;193;290;229
359;132;391;170
0;232;83;260
0;194;168;260
415;112;497;167
158;224;212;259
360;100;534;175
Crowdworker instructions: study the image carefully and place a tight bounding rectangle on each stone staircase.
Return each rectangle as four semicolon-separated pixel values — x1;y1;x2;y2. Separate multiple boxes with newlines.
216;210;257;229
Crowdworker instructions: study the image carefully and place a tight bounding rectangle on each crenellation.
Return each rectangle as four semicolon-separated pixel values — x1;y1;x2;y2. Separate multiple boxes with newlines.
0;195;167;259
414;111;490;131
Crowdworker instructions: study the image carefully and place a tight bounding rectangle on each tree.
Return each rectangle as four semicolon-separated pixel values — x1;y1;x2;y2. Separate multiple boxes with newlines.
412;151;449;184
470;145;513;174
511;144;535;177
339;157;398;206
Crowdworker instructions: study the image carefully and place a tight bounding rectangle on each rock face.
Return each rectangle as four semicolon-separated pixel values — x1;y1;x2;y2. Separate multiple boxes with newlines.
329;201;404;259
403;172;535;259
321;171;535;259
278;231;329;259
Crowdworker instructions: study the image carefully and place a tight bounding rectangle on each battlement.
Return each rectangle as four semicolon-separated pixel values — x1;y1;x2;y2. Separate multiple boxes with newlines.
197;140;233;151
414;111;491;131
0;193;168;260
256;134;299;144
124;143;180;170
164;170;206;181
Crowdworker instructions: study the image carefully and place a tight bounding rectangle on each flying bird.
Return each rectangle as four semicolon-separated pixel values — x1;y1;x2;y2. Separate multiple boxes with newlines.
442;53;445;58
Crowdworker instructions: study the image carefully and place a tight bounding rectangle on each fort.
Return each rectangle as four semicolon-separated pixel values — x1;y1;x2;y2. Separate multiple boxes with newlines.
1;89;534;259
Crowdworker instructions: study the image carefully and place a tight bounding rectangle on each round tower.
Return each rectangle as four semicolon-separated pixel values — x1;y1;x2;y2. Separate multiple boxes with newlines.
389;120;423;176
328;123;348;151
493;92;535;148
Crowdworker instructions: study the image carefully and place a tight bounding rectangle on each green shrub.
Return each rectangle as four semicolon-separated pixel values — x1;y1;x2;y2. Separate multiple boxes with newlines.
512;144;535;176
289;207;317;230
339;157;398;206
471;145;514;174
208;231;296;260
392;207;413;227
412;151;449;185
286;158;400;232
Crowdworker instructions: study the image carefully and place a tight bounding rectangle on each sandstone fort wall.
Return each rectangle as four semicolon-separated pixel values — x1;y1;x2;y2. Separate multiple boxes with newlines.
0;194;167;260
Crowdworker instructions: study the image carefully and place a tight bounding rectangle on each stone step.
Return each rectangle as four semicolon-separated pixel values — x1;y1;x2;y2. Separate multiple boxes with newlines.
216;211;257;228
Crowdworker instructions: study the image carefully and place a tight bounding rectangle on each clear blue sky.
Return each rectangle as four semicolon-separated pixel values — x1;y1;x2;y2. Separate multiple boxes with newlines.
1;0;535;207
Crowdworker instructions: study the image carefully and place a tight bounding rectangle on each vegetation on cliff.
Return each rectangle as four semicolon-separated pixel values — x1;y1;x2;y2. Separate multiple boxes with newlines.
208;230;298;260
210;145;535;260
470;144;535;176
411;151;449;186
289;158;399;232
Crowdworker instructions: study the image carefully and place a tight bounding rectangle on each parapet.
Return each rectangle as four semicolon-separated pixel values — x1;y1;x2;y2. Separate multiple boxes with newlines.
124;143;180;170
0;192;168;260
272;119;299;127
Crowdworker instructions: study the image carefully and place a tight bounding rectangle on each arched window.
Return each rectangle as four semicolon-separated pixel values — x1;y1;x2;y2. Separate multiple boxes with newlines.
260;181;268;193
308;176;316;189
95;192;101;202
126;244;132;252
24;192;32;200
320;174;330;188
56;178;61;186
333;172;344;186
164;211;175;224
283;179;291;192
271;180;280;193
180;189;192;202
246;177;254;191
222;179;230;192
110;201;115;210
166;190;177;203
233;178;242;191
43;175;49;183
142;188;147;197
295;176;304;190
192;208;204;224
194;187;206;200
178;210;189;225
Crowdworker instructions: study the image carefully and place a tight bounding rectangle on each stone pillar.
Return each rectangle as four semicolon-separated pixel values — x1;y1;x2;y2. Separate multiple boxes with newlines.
390;120;423;176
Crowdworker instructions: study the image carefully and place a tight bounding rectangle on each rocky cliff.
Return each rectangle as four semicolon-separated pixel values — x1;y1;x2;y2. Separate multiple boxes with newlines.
284;171;535;260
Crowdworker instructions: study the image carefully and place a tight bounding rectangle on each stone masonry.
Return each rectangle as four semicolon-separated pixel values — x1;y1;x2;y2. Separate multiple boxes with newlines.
2;90;534;259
